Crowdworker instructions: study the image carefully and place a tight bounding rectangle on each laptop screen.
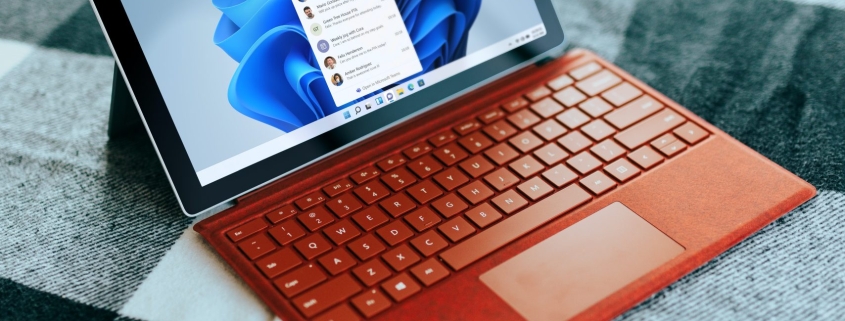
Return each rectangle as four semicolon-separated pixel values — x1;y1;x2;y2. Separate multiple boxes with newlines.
120;0;547;186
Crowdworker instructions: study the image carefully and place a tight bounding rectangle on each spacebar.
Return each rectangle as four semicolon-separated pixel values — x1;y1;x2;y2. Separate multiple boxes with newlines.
440;185;592;270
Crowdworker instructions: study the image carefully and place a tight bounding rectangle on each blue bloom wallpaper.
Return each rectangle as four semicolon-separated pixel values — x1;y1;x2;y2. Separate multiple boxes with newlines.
212;0;482;132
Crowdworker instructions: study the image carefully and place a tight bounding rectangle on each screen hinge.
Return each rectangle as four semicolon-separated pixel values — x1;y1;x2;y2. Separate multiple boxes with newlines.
534;56;557;67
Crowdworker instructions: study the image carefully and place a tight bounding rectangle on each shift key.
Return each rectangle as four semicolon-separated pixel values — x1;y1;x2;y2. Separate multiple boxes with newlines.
292;274;362;318
615;109;685;150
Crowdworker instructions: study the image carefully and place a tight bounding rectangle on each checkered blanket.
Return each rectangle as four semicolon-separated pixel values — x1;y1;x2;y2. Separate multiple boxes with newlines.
1;0;844;320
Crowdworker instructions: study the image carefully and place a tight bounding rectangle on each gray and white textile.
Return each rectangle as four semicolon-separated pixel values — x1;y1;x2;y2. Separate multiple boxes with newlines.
0;0;844;320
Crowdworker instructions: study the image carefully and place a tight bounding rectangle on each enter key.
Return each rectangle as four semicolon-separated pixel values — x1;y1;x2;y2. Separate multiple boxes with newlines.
614;109;685;150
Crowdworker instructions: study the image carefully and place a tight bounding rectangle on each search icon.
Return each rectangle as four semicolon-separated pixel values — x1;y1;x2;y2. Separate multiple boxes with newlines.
355;106;362;114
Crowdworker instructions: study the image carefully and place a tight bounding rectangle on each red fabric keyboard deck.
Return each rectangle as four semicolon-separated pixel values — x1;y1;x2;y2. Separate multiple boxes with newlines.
222;61;710;320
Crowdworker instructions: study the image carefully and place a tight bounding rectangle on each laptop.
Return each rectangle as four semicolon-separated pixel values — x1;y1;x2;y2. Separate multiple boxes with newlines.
90;0;816;320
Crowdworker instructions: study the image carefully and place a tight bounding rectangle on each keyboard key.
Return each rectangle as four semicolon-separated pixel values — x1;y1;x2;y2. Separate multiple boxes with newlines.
382;273;422;302
382;244;421;271
381;168;417;192
484;167;520;192
605;158;641;182
377;220;415;246
478;107;507;124
453;119;482;136
347;234;386;261
379;193;417;217
406;180;443;204
431;193;469;218
268;220;306;245
428;130;458;147
266;205;298;224
274;263;327;298
576;69;622;96
433;143;468;166
557;131;593;154
294;233;333;260
547;74;575;91
659;140;688;157
323;178;355;198
315;304;361;321
459;155;495;178
433;167;470;191
410;259;450;287
605;95;663;130
483;120;518;142
569;62;602;80
542;164;579;188
292;274;362;318
318;248;358;276
440;185;592;270
256;248;302;278
295;191;327;211
518;177;554;201
507;109;542;130
351;207;389;232
502;96;530;112
437;216;475;242
615;109;685;149
533;119;568;141
457;131;494;154
651;133;677;149
601;82;642;106
556;108;591;129
353;259;392;287
509;131;544;153
350;167;381;185
509;155;544;178
628;145;664;170
407;155;443;179
567;151;603;175
578;97;613;118
458;180;495;205
323;219;362;245
491;190;529;214
409;230;449;257
484;143;520;165
525;85;553;102
404;207;442;232
353;181;391;205
533;143;568;166
238;234;276;260
582;119;616;141
351;289;391;318
298;206;335;232
227;218;268;242
465;203;503;229
530;98;565;118
580;171;617;195
553;87;587;107
591;139;627;163
403;141;433;159
376;154;407;172
673;122;708;145
326;193;363;218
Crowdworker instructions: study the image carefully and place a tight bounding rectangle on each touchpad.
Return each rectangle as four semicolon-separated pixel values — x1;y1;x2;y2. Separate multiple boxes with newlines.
479;202;684;321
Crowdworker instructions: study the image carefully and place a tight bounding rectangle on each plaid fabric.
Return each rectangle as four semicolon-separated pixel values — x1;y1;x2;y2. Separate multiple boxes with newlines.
1;0;843;320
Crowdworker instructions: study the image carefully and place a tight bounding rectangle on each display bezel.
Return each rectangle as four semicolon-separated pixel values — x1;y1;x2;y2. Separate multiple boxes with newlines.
89;0;566;215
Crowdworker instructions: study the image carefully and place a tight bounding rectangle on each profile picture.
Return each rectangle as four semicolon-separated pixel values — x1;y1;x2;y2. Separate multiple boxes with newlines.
324;56;336;70
303;6;314;19
331;73;344;86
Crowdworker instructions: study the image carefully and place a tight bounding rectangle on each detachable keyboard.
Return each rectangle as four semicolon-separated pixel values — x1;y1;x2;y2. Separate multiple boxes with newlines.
220;59;709;320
